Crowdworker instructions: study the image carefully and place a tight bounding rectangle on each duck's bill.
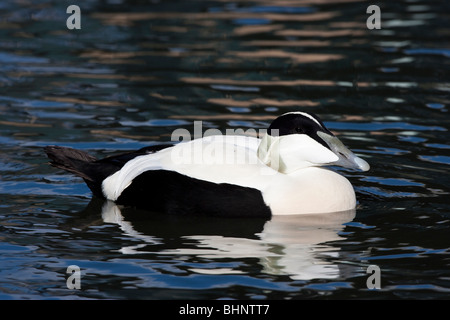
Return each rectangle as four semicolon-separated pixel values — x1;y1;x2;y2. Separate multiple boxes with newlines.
317;132;370;172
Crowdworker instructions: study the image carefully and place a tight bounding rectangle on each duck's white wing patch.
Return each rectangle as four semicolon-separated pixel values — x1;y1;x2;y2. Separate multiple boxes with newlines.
102;152;165;201
164;135;272;185
101;135;269;201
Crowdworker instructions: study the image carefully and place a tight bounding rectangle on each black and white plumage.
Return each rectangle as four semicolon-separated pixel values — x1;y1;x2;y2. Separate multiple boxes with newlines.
45;112;369;217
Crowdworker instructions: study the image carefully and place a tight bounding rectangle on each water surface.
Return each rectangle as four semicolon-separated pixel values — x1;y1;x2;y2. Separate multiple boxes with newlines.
0;0;449;299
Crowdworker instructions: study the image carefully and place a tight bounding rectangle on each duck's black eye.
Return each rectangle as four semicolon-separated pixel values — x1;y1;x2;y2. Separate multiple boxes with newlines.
295;127;304;133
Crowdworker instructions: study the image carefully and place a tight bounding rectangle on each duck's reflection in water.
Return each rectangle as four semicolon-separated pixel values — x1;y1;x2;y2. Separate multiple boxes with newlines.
100;200;355;280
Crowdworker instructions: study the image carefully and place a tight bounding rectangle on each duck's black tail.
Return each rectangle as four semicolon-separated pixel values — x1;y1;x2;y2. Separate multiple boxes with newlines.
45;146;98;180
44;144;174;198
44;146;114;197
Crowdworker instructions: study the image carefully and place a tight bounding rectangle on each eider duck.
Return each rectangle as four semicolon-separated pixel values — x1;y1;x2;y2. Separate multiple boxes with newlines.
45;112;369;218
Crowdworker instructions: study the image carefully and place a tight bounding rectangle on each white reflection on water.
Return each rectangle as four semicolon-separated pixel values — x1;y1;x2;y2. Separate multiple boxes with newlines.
101;201;162;252
101;201;355;280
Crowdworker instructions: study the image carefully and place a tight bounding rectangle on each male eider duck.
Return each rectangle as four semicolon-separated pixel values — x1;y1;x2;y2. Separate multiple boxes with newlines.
45;112;369;218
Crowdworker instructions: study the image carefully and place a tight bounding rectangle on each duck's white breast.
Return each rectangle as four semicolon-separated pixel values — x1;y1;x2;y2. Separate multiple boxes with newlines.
262;167;356;215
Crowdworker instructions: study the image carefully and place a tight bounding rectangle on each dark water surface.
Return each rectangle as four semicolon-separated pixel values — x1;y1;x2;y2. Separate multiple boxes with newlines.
0;0;449;300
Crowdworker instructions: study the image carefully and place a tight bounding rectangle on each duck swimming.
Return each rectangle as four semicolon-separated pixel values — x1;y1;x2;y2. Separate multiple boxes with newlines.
44;112;369;218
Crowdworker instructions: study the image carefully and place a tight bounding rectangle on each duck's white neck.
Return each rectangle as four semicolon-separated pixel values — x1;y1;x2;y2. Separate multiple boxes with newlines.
257;133;339;174
257;134;286;173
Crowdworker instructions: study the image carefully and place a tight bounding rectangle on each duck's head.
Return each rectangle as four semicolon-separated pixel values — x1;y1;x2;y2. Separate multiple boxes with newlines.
257;112;370;173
